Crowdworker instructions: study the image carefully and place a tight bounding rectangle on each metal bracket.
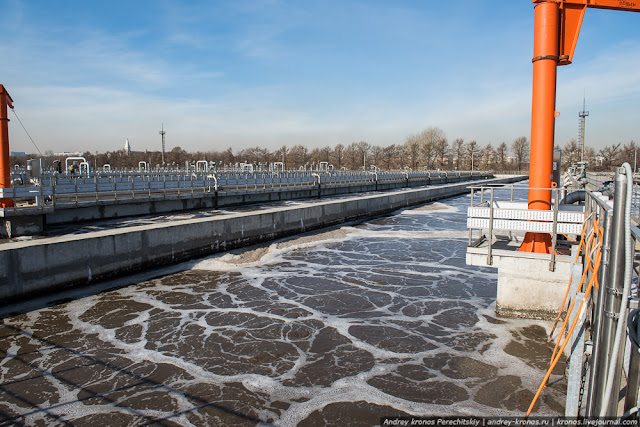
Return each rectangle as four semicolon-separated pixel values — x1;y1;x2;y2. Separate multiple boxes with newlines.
469;235;486;248
532;54;560;63
606;287;624;296
584;341;593;356
604;310;620;320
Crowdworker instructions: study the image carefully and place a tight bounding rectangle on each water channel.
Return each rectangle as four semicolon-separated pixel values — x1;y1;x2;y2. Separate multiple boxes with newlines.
0;189;566;426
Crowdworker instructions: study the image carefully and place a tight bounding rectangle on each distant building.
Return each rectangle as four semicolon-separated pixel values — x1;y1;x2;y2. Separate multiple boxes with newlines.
10;151;26;157
124;138;132;155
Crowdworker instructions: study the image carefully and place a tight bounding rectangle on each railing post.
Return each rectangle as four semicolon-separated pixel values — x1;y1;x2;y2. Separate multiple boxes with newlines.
549;188;559;271
487;187;494;265
468;187;474;246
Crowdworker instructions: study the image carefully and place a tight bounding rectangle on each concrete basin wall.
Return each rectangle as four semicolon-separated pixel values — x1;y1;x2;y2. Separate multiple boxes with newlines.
0;176;525;302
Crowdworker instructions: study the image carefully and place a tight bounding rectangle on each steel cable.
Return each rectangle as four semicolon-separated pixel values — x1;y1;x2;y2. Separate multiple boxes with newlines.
11;109;42;156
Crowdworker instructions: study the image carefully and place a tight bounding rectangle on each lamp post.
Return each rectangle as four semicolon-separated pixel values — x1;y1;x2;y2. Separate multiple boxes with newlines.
159;124;166;166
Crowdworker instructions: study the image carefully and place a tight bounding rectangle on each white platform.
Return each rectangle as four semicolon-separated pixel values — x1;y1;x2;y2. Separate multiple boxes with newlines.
467;201;585;234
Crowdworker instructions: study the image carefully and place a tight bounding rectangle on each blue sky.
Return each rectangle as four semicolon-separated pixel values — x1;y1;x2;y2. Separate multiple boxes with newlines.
2;0;639;154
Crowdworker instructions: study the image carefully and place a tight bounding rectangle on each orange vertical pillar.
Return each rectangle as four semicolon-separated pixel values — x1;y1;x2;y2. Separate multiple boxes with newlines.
520;1;559;253
0;85;14;208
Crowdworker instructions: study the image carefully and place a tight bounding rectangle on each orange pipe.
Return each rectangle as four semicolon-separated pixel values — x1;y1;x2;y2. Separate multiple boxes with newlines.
529;1;558;210
520;2;559;253
0;85;14;208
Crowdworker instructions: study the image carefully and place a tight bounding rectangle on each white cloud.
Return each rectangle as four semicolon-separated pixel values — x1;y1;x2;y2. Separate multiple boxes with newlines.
4;1;638;156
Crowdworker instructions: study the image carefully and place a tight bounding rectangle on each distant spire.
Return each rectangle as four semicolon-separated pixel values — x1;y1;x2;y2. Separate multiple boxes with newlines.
124;138;132;155
578;93;589;162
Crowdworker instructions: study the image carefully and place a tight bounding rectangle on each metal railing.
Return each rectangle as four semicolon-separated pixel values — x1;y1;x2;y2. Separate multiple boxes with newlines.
585;171;640;224
465;167;639;418
1;169;491;214
527;167;639;418
467;183;585;270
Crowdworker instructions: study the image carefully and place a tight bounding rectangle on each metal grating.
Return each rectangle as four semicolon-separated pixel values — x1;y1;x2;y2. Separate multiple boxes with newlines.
468;206;585;223
467;217;582;234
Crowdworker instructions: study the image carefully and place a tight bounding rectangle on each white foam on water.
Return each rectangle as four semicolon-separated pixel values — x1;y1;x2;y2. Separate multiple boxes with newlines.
0;191;566;424
399;202;460;215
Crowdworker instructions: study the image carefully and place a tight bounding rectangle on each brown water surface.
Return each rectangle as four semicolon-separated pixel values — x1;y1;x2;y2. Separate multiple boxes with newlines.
0;196;565;426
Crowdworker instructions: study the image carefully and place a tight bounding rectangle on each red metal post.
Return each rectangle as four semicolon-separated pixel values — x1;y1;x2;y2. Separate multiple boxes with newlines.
0;85;14;208
520;1;560;253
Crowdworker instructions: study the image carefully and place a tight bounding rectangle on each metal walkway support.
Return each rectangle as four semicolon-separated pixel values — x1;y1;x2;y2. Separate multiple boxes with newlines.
466;164;640;418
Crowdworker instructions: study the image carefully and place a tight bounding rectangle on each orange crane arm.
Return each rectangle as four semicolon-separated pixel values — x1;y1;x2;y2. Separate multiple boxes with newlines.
521;0;637;253
534;0;640;12
533;0;640;65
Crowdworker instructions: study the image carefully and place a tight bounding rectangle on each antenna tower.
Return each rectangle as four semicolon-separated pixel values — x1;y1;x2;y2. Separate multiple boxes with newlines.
578;97;589;162
159;124;166;166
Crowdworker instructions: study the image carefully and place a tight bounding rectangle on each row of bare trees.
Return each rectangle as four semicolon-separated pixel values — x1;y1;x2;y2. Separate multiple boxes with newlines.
13;128;534;172
560;139;639;171
13;126;634;173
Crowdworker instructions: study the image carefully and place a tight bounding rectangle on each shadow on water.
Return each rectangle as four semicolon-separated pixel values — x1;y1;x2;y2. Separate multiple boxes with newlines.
0;323;270;426
0;262;192;321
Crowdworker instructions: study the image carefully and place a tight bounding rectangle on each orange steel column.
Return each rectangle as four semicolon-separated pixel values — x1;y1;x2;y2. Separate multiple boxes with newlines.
0;85;14;208
520;1;559;254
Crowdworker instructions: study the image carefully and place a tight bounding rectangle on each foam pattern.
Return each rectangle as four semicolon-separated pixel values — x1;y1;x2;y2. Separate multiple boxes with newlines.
0;189;566;426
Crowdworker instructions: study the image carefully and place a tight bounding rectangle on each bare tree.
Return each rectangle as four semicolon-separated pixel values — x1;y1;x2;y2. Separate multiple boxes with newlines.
562;139;580;168
353;141;371;169
273;145;288;168
288;144;309;169
404;127;447;170
434;137;449;169
344;143;360;170
621;141;638;168
496;142;508;170
511;136;529;172
481;143;495;170
404;134;421;169
397;144;407;169
320;146;332;164
453;138;465;170
598;143;621;170
332;144;344;169
382;144;397;170
421;127;447;169
369;145;383;168
466;140;480;170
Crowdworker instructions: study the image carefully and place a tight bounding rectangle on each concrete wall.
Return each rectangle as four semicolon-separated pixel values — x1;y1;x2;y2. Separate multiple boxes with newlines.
467;247;573;320
1;176;525;302
1;173;493;237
